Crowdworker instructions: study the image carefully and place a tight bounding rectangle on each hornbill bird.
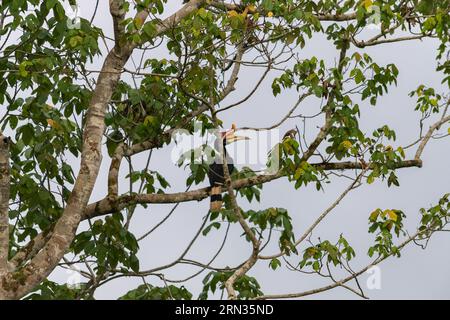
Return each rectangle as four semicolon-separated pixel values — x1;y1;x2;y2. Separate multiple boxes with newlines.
208;124;248;212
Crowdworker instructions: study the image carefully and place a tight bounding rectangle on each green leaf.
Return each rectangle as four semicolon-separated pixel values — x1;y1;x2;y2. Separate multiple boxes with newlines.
19;61;32;77
69;36;83;48
197;7;207;19
202;222;221;236
269;258;281;270
46;0;58;10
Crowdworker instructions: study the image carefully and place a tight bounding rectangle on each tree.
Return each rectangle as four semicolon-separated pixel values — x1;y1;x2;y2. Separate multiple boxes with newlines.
0;0;449;300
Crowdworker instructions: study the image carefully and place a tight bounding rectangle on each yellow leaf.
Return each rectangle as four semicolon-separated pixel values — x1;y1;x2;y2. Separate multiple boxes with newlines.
389;211;398;222
267;11;273;18
46;119;60;130
69;35;83;48
248;5;256;13
370;209;381;221
397;146;405;159
417;85;424;96
227;10;238;18
384;209;398;222
268;208;277;217
144;115;157;127
197;7;207;18
294;167;304;180
341;140;353;150
364;0;373;10
19;61;32;77
385;145;393;152
134;17;143;29
306;247;317;257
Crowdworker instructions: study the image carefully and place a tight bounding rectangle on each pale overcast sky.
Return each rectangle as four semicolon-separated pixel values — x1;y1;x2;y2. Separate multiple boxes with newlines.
42;1;450;299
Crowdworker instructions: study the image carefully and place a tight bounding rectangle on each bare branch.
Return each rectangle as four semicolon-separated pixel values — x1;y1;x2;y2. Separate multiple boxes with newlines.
254;228;426;300
239;92;311;131
415;115;450;160
352;35;428;48
259;168;367;260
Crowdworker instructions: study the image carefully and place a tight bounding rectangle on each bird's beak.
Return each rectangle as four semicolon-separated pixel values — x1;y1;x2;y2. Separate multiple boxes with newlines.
223;124;249;144
225;132;250;144
230;134;249;143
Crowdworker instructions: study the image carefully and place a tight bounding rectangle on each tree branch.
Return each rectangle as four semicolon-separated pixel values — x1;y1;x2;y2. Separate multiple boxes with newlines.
0;0;205;299
107;37;245;195
221;138;260;300
0;133;10;274
9;226;53;270
415;115;450;160
352;35;428;48
300;43;348;162
208;1;357;22
260;168;367;260
85;159;423;220
109;0;126;48
254;228;425;300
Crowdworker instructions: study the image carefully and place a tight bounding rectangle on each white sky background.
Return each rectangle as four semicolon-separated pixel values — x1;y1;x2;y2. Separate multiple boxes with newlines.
40;1;450;299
